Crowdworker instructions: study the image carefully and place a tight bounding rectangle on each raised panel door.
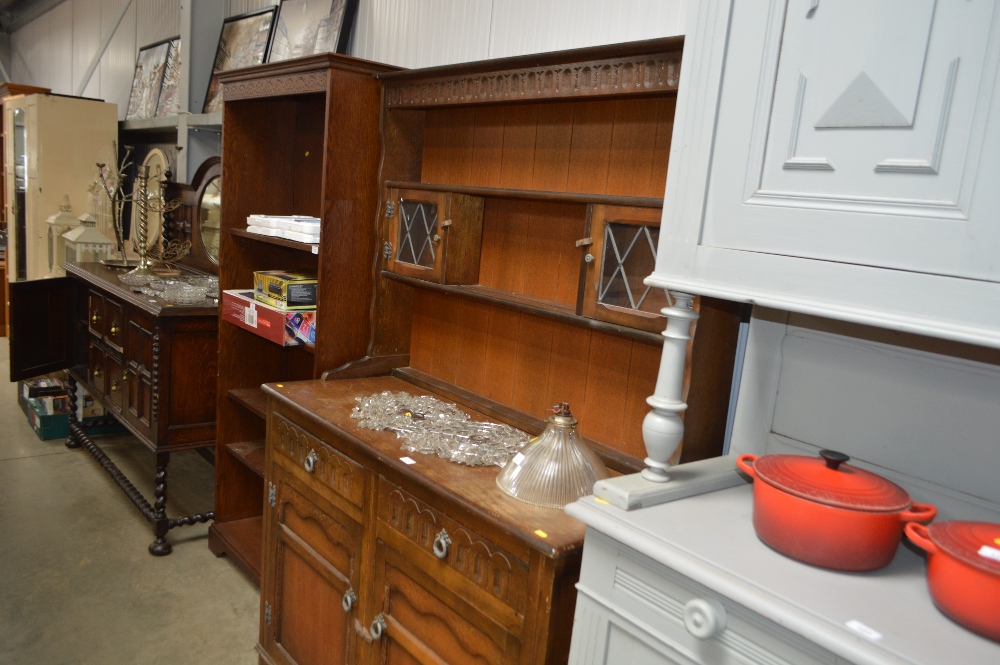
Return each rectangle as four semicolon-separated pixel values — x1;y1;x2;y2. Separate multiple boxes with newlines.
261;464;362;665
370;545;520;665
702;0;1000;281
125;313;155;438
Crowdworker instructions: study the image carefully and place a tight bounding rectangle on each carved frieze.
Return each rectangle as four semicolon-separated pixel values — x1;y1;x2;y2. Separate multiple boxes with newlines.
384;54;681;108
223;71;328;102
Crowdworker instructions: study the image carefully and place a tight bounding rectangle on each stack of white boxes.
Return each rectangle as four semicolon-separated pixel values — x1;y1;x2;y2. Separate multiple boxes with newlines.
246;215;320;244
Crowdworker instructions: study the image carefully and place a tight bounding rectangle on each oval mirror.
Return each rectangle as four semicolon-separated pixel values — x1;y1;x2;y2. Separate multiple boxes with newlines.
199;176;221;263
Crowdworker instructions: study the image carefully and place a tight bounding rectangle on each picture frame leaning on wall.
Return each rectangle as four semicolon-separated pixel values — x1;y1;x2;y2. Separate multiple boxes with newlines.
202;7;277;115
126;38;174;121
267;0;360;63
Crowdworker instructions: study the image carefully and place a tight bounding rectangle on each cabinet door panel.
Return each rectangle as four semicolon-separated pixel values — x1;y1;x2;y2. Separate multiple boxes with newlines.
8;276;71;381
262;465;360;665
373;546;519;665
703;0;1000;280
125;314;155;437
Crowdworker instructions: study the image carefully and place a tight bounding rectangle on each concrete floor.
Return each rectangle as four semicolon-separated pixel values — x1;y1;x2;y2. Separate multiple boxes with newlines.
0;338;259;664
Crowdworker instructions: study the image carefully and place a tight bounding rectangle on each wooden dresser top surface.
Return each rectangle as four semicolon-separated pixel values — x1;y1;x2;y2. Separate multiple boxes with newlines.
65;262;217;318
264;375;588;559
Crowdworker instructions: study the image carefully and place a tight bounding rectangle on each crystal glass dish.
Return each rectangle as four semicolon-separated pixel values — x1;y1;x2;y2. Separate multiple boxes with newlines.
118;271;153;287
161;285;208;305
352;391;529;467
495;403;610;509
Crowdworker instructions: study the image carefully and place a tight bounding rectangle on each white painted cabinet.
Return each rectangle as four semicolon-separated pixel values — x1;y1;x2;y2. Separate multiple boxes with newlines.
652;0;1000;347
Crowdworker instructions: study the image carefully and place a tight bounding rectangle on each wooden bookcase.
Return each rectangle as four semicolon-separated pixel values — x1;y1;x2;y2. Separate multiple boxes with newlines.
208;54;398;583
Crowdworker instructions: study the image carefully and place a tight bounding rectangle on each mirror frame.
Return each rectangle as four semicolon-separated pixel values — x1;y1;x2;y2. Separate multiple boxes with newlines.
164;156;221;275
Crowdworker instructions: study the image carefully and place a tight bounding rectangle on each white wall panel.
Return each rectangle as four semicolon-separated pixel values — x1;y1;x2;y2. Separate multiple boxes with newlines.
136;0;181;46
488;0;686;59
352;0;492;68
10;13;49;88
46;1;75;94
73;0;104;99
99;0;137;119
351;0;685;68
227;0;278;19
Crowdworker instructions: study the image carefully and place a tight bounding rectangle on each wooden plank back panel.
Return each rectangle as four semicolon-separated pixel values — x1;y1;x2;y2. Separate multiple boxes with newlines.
408;289;660;458
477;200;585;307
419;98;674;198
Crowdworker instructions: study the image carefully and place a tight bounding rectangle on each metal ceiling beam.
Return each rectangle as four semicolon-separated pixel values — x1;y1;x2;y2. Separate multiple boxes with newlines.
3;0;70;34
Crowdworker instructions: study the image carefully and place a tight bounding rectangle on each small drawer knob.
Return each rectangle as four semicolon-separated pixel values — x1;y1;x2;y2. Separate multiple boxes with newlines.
304;449;317;473
432;528;451;559
110;323;119;335
683;597;727;639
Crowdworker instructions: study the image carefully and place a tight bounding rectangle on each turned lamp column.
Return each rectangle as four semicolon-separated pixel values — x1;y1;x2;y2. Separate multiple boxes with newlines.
641;292;697;482
592;290;741;510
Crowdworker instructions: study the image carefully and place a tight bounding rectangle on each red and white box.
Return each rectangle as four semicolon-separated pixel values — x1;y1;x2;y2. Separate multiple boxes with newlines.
221;290;316;347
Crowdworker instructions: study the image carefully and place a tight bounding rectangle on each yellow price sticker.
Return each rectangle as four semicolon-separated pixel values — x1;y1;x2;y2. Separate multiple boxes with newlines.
594;497;610;505
276;384;284;388
534;529;548;539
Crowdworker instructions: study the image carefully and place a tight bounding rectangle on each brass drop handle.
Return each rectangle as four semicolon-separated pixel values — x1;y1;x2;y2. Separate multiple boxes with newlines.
92;367;102;379
304;449;317;473
110;322;119;335
342;588;357;613
432;528;451;559
91;312;100;325
110;379;119;393
370;614;386;640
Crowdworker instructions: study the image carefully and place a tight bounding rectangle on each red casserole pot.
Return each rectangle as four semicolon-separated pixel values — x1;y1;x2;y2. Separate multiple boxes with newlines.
736;450;937;571
905;521;1000;642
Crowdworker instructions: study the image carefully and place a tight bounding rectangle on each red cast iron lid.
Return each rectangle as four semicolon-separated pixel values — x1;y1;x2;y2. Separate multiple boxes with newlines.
752;450;911;512
927;521;1000;576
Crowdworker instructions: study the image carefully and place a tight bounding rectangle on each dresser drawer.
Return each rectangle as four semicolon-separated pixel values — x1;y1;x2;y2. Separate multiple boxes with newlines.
103;300;124;353
87;291;105;339
575;530;838;665
377;477;530;615
87;343;105;397
270;412;366;513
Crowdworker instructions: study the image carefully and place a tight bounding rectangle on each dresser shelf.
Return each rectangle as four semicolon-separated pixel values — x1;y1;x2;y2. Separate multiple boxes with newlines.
384;180;663;208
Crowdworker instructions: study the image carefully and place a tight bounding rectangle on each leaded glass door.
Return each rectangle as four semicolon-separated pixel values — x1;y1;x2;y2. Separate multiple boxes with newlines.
582;205;669;333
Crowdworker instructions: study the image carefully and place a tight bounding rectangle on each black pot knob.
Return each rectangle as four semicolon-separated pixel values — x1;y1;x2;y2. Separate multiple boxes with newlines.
820;449;850;470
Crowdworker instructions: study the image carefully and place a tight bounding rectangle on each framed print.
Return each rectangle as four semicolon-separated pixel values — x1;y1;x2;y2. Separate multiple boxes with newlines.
202;7;277;114
154;38;182;117
126;38;172;120
267;0;359;63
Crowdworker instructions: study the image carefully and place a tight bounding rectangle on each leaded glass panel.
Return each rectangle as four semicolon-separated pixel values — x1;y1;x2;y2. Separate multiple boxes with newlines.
396;200;437;268
598;222;668;313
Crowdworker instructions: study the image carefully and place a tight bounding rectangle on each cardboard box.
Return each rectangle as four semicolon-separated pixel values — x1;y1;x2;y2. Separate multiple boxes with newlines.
253;270;318;310
19;394;123;441
222;290;316;347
